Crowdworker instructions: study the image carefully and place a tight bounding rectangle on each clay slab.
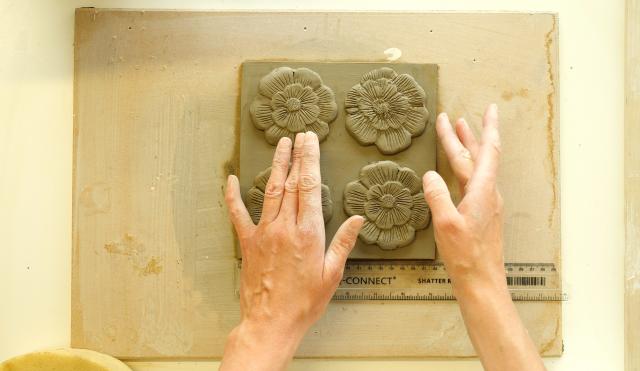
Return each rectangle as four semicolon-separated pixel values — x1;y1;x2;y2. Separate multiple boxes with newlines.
239;61;438;259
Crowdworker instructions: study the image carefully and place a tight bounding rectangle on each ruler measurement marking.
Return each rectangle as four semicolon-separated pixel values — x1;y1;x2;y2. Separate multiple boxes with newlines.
234;261;565;302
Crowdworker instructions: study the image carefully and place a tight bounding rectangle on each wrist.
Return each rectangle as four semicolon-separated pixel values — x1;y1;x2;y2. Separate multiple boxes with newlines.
221;319;305;371
450;268;510;303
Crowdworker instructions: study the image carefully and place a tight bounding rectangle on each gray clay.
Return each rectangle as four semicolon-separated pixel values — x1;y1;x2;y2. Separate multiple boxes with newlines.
246;167;333;224
345;67;429;155
343;161;430;250
250;67;338;145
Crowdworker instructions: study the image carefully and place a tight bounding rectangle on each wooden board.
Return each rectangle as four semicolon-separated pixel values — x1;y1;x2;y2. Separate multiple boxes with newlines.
626;0;640;369
72;9;561;358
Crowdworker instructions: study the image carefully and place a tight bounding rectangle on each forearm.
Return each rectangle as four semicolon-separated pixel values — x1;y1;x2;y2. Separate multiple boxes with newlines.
220;321;304;371
454;278;546;371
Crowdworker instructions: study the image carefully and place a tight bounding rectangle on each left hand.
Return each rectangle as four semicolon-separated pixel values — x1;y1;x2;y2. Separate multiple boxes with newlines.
220;132;364;371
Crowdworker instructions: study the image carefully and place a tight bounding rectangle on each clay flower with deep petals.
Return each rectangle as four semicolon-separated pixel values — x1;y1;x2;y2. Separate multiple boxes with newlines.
246;167;333;224
250;67;338;145
345;67;429;154
344;161;430;250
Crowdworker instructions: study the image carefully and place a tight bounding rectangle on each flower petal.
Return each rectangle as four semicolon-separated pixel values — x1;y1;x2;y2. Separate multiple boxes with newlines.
361;79;388;101
265;124;294;145
366;184;385;200
259;67;295;98
253;167;272;191
385;110;407;129
392;74;426;106
299;103;320;125
387;92;411;111
315;86;337;122
359;220;381;245
346;113;378;145
293;68;322;89
389;204;412;226
374;208;395;229
298;86;319;106
370;114;391;131
396;167;421;194
359;161;400;188
246;187;265;224
393;188;413;208
272;107;290;128
343;181;368;216
345;85;365;113
306;119;330;142
270;91;288;110
380;181;404;196
375;127;412;155
286;112;307;132
377;224;416;250
364;198;382;222
403;106;429;136
361;67;398;83
250;96;275;130
282;83;304;99
321;184;333;223
409;193;431;230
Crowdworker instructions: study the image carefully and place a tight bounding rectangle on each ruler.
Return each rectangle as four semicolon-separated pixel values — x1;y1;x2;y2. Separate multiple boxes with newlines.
234;261;566;302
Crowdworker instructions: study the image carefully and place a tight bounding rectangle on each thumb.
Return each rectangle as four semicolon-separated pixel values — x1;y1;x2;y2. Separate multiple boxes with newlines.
423;171;458;222
323;216;364;285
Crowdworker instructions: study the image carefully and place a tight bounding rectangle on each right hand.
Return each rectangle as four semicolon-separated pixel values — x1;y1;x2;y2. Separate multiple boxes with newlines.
423;104;506;295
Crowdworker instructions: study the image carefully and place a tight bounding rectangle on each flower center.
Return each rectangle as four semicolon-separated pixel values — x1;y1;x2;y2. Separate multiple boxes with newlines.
380;194;396;209
372;99;390;116
285;98;302;112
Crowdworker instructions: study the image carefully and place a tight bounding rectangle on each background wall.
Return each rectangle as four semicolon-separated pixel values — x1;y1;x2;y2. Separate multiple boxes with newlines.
0;0;624;370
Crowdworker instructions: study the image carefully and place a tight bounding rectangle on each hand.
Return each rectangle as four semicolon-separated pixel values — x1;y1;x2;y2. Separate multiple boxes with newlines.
423;103;506;295
423;104;545;371
220;132;364;371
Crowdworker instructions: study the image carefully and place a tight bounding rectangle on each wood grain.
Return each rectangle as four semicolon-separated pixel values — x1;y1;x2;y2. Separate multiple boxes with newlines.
72;10;561;358
626;0;640;370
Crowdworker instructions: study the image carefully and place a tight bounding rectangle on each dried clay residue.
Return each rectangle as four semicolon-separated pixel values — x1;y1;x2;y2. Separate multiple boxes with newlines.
544;16;558;229
104;233;163;276
501;88;529;102
104;233;143;256
140;257;163;276
539;316;561;355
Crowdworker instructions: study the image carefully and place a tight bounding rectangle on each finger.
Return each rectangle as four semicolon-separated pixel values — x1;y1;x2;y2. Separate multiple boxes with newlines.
323;216;364;285
436;113;474;188
423;171;459;225
260;137;292;223
469;104;501;189
225;175;255;239
455;118;479;159
297;131;323;226
280;133;306;220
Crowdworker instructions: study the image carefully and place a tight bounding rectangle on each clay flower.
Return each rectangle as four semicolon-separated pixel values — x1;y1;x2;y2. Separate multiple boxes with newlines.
344;161;430;250
246;167;333;224
345;67;429;154
250;67;338;145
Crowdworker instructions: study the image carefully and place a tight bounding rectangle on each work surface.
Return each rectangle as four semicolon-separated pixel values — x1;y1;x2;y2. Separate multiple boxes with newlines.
71;9;560;358
0;0;624;370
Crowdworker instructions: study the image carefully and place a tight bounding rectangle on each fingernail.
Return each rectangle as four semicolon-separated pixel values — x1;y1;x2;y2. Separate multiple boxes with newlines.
439;112;448;120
